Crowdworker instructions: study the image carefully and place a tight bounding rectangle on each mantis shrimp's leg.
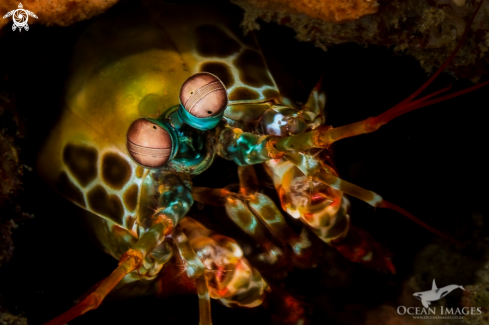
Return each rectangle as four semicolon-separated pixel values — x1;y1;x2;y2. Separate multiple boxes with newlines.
196;276;212;325
192;185;284;265
43;254;141;325
192;165;312;264
220;3;489;246
218;127;456;242
217;129;398;270
173;226;212;325
178;218;269;308
42;216;171;325
314;167;460;244
297;73;326;128
266;156;395;273
236;165;312;258
284;152;459;244
172;218;269;325
43;173;193;325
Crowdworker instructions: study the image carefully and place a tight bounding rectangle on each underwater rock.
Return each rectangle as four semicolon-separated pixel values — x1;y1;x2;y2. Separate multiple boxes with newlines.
461;264;489;325
234;0;489;81
0;94;23;268
460;214;489;324
0;311;28;325
0;0;118;30
401;212;489;324
366;305;423;325
232;0;379;24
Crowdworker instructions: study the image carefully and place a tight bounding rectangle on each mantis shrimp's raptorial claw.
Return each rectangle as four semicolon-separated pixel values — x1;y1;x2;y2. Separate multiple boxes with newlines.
35;1;488;322
192;186;284;265
275;153;459;245
224;80;399;271
192;165;313;266
265;153;396;273
254;1;488;248
236;165;312;258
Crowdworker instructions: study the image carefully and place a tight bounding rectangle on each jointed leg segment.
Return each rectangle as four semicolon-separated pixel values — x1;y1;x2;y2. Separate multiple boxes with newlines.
43;214;173;325
43;173;192;325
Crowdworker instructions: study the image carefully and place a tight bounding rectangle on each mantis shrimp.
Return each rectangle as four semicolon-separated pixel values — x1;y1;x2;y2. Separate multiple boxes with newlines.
29;1;487;324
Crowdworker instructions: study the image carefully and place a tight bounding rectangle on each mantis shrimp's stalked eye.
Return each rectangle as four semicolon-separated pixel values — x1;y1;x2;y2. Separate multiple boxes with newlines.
126;118;177;168
178;72;228;130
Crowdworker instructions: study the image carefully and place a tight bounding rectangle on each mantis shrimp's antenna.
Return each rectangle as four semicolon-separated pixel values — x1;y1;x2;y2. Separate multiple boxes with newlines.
283;0;488;148
368;0;486;130
274;2;487;244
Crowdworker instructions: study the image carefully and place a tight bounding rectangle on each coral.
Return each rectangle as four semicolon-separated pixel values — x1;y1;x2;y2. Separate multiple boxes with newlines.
233;0;489;81
0;0;119;30
233;0;379;24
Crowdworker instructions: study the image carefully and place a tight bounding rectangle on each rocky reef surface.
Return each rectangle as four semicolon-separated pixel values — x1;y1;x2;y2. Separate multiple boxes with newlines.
234;0;489;81
0;0;118;30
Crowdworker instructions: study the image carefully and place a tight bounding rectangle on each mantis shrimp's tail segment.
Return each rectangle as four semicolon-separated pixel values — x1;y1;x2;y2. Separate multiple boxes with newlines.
315;169;461;245
42;252;142;325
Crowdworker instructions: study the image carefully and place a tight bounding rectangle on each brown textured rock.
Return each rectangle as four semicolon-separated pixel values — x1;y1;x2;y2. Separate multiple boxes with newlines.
0;92;23;268
0;0;119;30
234;0;379;24
0;312;28;325
234;0;489;81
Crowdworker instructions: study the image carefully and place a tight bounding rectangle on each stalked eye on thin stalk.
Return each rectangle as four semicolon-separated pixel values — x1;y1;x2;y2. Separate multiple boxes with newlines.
178;72;228;130
126;118;178;168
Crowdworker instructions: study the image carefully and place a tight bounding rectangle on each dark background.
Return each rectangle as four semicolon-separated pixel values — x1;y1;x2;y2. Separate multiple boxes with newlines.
0;0;487;324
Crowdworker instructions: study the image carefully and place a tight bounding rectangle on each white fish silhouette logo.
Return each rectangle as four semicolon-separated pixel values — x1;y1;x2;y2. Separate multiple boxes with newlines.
3;3;38;32
413;279;465;308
